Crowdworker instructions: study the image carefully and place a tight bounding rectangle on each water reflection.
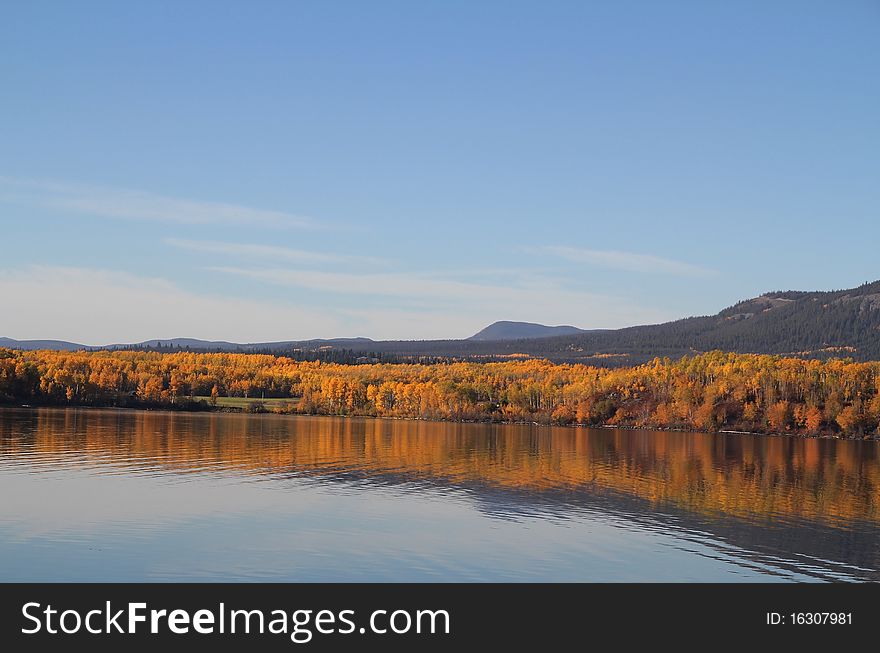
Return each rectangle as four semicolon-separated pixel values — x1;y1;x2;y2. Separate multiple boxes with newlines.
0;407;878;582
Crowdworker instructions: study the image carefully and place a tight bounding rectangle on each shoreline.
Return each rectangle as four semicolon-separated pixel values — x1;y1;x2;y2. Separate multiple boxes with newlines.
3;400;877;443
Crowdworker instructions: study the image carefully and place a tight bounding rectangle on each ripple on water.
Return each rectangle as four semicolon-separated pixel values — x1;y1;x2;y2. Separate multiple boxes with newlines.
0;406;878;582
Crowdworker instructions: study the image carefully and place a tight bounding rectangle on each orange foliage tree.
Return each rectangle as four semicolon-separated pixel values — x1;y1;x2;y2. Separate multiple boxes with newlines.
1;348;879;438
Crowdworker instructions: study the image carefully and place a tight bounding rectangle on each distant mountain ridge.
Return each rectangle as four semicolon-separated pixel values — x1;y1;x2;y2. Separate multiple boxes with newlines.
468;321;587;341
0;337;84;351
464;280;880;363
360;280;880;362
4;280;880;363
0;336;375;353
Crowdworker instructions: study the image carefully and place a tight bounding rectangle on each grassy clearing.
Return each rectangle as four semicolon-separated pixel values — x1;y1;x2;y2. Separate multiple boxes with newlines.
193;396;299;409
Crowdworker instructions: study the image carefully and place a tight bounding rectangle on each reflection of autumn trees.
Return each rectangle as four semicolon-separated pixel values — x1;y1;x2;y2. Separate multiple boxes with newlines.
2;409;878;525
2;348;880;437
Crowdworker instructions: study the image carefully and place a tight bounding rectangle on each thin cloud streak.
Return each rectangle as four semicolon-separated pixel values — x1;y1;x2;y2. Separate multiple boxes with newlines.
208;266;676;328
0;265;344;344
165;238;387;266
210;266;601;302
0;176;318;228
0;264;677;341
210;266;515;300
537;246;716;277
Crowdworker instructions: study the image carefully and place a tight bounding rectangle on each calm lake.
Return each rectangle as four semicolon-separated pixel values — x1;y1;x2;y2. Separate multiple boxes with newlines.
0;407;878;582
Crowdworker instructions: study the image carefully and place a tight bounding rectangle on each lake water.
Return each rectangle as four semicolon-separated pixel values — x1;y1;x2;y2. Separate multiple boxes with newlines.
0;407;878;582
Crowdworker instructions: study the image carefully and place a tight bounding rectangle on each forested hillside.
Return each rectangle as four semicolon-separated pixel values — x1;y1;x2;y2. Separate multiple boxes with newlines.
548;281;880;361
361;281;880;363
468;321;587;340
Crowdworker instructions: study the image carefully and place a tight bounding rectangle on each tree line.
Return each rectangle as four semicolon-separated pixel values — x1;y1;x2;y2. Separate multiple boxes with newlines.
1;348;879;437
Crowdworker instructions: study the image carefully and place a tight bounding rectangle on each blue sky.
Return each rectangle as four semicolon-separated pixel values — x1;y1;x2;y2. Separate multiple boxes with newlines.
1;1;878;344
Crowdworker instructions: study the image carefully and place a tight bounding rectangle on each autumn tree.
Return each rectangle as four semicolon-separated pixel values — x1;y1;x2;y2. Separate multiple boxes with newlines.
1;347;878;438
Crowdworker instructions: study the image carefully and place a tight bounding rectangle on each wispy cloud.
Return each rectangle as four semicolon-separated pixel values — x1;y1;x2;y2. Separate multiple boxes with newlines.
165;238;387;266
536;246;716;277
208;266;602;304
0;265;343;344
0;176;318;228
0;264;677;342
209;266;507;300
207;265;676;329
